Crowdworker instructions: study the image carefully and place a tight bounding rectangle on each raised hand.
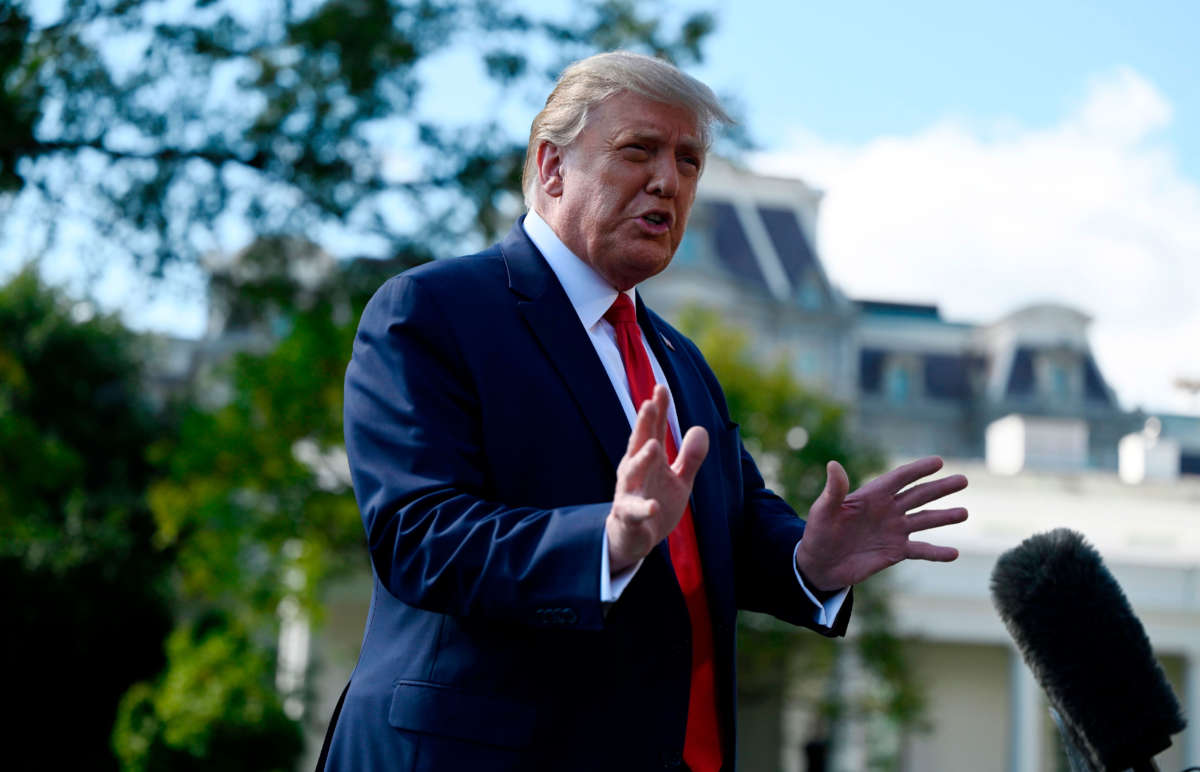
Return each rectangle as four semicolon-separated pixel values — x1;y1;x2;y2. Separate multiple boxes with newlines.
793;456;968;592
606;384;709;573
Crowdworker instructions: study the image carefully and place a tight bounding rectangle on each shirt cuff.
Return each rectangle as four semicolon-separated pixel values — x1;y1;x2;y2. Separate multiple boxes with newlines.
792;538;850;628
600;529;643;602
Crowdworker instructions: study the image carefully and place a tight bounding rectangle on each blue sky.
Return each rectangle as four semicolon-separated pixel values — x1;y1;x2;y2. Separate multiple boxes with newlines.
690;0;1198;176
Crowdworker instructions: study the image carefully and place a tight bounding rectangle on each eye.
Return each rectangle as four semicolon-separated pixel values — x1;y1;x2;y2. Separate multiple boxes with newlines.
621;144;650;161
678;155;701;175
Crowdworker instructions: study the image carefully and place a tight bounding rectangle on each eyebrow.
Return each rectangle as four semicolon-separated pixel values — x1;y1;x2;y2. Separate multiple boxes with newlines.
618;128;704;157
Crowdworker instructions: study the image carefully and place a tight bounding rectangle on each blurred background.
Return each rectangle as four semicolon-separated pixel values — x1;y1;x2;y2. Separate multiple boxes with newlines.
2;1;1197;770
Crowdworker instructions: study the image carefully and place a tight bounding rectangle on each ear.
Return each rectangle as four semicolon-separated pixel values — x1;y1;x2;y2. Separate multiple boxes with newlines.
535;140;565;198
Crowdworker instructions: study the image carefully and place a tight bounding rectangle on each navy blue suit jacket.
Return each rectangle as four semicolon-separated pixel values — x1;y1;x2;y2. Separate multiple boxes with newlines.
325;219;851;771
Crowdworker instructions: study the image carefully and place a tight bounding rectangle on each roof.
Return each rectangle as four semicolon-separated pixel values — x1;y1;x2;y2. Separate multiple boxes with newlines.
857;299;942;320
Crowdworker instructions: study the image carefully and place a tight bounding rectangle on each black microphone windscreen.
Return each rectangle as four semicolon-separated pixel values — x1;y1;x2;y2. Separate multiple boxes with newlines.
990;528;1185;771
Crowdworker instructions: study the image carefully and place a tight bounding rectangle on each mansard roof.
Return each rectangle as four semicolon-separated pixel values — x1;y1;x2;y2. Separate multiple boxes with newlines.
686;157;841;310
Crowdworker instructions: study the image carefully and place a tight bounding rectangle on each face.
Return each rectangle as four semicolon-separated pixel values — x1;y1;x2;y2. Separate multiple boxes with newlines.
536;91;705;291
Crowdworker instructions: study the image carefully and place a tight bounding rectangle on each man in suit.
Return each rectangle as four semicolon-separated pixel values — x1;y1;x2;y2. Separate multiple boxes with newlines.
323;51;967;771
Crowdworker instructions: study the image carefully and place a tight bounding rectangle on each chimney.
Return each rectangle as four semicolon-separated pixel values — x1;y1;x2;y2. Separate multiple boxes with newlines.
1118;418;1181;484
986;414;1089;475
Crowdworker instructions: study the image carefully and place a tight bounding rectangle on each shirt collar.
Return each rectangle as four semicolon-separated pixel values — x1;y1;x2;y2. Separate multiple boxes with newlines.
523;209;636;330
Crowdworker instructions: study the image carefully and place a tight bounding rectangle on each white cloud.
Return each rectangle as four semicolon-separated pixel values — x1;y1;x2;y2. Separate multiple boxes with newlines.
751;68;1200;414
1076;67;1173;145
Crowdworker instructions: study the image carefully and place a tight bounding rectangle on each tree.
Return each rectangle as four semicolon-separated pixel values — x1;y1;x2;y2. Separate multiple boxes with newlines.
0;267;174;770
676;307;923;770
112;611;304;772
103;242;392;769
143;243;380;625
1;0;720;275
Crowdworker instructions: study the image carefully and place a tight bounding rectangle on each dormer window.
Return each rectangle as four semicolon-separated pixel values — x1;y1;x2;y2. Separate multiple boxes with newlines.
1035;350;1082;404
884;355;921;403
1049;363;1070;401
886;366;909;403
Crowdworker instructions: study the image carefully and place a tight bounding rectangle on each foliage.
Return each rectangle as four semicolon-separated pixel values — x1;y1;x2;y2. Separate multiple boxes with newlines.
112;612;304;772
0;267;173;770
98;244;404;769
145;246;386;625
853;584;926;728
677;306;925;742
1;0;721;275
0;267;163;568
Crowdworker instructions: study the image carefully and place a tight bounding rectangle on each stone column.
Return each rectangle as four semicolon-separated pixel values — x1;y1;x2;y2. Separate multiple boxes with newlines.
1009;650;1041;772
1185;650;1200;767
830;646;868;772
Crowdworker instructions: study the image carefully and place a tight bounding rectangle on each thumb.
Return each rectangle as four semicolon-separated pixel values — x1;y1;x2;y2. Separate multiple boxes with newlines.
673;426;709;488
812;460;850;517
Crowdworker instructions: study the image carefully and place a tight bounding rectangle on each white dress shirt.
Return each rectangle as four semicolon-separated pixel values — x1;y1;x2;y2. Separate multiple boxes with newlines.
522;211;848;627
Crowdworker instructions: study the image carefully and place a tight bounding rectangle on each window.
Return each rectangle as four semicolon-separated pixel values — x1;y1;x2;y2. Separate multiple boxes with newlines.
1034;351;1081;404
885;364;911;403
1049;363;1070;402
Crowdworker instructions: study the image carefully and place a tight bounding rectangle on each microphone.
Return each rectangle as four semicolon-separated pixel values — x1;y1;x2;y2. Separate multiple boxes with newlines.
990;528;1186;771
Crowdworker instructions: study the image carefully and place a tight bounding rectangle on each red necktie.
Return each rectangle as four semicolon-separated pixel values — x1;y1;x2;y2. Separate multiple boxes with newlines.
604;293;722;772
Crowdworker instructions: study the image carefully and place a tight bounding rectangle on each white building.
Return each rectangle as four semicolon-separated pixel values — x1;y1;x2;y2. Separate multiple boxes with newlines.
646;158;1200;771
182;158;1200;771
882;459;1200;772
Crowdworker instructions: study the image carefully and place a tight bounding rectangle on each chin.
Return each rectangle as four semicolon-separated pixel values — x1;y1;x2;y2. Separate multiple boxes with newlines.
597;238;675;288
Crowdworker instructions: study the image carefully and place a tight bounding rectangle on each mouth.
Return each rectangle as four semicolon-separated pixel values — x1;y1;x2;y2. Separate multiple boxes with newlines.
637;210;673;233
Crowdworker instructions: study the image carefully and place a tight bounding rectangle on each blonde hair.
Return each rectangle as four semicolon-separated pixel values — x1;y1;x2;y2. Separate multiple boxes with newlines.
521;51;733;207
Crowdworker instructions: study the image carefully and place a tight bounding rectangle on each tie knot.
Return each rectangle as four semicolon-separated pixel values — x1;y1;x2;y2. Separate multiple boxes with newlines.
604;293;637;326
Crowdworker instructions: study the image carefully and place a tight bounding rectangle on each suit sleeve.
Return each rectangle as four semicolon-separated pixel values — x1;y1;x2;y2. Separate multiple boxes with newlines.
343;274;609;630
733;445;852;636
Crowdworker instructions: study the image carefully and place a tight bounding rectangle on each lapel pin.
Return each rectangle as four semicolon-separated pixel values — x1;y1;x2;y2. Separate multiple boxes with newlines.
660;333;675;351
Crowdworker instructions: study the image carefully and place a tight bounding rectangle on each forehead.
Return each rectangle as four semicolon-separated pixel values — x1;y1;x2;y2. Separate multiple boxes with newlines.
584;91;702;147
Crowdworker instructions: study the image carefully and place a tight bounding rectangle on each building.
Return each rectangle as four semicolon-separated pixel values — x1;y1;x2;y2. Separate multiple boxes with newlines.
172;158;1200;771
643;158;1196;478
643;158;1200;771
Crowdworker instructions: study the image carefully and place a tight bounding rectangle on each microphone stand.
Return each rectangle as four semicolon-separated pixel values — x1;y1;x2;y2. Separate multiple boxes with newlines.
1049;707;1093;772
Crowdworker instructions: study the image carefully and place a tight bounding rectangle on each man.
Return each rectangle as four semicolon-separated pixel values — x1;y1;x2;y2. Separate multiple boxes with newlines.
322;51;967;771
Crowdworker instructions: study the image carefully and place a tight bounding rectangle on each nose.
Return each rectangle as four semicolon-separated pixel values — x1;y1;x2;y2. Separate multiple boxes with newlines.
647;155;678;198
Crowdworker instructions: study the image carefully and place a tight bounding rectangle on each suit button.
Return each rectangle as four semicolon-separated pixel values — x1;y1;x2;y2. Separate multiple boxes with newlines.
660;749;683;768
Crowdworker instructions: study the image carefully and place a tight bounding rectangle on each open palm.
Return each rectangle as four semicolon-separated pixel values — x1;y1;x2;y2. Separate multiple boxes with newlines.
794;456;968;592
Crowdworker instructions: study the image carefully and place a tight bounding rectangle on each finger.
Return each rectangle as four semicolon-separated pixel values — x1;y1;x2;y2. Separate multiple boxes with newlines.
903;507;968;534
631;437;666;471
906;540;959;562
620;437;666;490
613;494;659;522
811;460;850;518
877;455;944;493
652;384;669;445
673;426;710;487
627;393;660;454
895;474;968;511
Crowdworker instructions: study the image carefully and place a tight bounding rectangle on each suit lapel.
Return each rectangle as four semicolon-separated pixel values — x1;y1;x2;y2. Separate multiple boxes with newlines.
500;221;630;472
639;300;736;614
501;218;734;615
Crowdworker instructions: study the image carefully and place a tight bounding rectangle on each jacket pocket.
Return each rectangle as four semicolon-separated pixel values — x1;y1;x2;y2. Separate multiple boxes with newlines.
387;680;537;749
